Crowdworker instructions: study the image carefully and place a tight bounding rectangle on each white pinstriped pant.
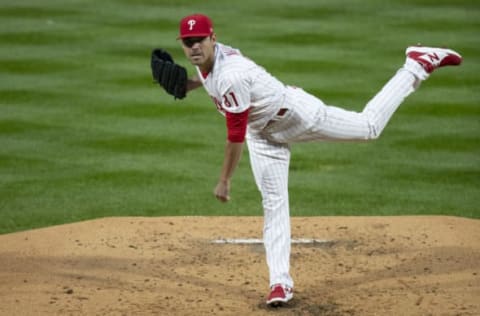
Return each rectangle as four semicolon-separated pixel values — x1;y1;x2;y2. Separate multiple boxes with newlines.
246;68;417;288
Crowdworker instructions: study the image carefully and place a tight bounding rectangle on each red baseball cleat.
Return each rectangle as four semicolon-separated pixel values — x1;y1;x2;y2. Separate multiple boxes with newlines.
405;46;462;74
266;284;293;307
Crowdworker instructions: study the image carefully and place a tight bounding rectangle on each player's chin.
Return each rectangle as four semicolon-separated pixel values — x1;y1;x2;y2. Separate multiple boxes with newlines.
189;55;203;64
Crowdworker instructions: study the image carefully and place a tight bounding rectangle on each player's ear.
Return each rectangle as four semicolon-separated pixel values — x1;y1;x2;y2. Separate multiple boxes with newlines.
210;33;217;44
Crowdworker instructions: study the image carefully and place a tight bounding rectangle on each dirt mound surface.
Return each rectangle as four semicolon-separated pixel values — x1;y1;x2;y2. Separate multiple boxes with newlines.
0;216;479;315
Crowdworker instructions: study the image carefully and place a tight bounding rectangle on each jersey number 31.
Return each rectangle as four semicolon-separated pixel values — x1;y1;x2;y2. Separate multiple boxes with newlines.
223;92;239;108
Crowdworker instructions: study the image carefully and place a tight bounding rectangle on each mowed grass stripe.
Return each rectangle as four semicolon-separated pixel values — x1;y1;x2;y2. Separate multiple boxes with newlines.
0;0;478;234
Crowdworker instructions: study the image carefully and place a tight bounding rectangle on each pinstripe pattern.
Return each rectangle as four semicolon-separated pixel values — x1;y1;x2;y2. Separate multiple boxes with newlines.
246;134;293;288
363;69;416;137
260;68;416;143
197;43;285;126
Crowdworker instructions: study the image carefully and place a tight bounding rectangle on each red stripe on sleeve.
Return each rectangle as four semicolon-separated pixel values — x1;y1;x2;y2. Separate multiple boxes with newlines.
226;109;249;143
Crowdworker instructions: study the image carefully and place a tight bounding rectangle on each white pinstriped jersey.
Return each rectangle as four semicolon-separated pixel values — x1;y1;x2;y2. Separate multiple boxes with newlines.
196;43;286;130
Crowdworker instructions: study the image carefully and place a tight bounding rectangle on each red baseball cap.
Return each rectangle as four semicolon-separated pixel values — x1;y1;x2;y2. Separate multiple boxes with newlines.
178;14;213;39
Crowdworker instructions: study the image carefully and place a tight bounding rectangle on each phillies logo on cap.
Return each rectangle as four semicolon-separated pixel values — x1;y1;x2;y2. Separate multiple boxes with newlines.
178;14;213;39
187;19;196;31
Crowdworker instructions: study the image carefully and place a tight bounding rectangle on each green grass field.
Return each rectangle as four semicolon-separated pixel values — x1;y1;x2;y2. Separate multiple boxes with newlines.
1;0;479;234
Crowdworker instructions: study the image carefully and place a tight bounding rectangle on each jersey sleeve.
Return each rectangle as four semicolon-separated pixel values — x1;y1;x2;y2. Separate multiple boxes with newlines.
218;69;251;114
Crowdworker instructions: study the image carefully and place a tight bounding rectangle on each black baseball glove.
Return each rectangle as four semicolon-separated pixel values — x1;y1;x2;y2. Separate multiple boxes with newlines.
150;48;187;100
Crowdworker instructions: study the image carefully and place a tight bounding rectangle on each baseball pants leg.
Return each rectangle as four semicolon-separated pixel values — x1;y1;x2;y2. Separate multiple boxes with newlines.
316;67;417;140
246;134;294;288
266;67;417;143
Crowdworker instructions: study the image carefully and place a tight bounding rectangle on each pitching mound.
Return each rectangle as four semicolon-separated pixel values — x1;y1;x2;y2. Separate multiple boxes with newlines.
0;216;479;315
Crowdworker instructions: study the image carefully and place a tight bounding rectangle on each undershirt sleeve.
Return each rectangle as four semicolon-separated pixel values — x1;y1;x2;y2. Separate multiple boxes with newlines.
225;108;249;143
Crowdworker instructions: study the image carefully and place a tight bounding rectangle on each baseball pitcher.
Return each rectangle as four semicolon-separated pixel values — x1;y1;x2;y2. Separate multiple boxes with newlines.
150;13;462;307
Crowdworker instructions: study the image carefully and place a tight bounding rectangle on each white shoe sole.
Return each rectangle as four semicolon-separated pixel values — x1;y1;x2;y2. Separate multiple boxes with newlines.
266;294;293;307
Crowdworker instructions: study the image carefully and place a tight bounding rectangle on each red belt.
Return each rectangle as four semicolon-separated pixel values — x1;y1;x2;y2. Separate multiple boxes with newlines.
265;108;288;129
276;108;288;116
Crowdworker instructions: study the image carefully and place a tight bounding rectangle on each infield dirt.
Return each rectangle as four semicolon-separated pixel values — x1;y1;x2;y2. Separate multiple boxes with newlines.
0;216;479;316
